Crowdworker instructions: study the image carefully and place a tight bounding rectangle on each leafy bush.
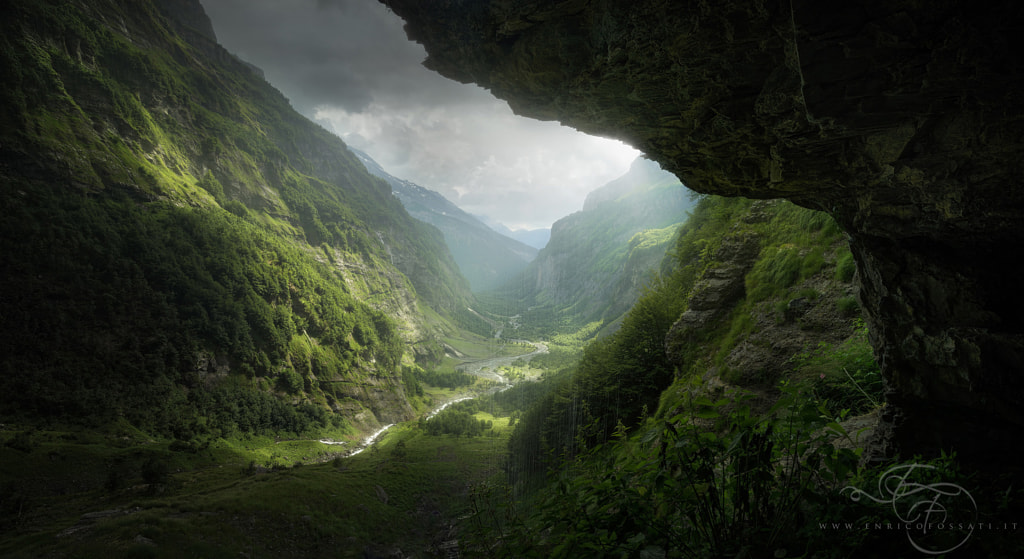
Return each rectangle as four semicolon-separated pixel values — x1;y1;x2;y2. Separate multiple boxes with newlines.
837;296;860;316
792;321;882;417
473;382;866;558
424;406;491;437
835;249;856;282
278;369;304;394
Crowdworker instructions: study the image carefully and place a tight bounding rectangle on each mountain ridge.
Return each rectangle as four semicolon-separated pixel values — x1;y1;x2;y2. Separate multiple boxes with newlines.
351;147;539;292
476;216;551;250
494;156;694;335
0;0;473;436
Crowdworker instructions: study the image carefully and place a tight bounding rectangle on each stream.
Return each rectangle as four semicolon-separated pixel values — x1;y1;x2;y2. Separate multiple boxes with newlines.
455;339;548;382
326;340;548;457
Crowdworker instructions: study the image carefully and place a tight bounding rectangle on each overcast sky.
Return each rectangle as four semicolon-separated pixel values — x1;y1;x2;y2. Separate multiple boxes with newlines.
199;0;641;231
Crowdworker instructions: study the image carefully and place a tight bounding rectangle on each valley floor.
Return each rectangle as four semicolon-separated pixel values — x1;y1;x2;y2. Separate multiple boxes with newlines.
1;422;510;558
0;337;542;558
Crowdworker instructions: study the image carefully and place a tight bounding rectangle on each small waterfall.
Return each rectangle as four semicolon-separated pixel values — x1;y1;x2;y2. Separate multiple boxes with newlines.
426;397;475;420
345;423;394;457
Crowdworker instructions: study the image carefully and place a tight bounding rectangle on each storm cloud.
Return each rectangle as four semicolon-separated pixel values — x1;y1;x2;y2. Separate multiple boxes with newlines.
200;0;640;229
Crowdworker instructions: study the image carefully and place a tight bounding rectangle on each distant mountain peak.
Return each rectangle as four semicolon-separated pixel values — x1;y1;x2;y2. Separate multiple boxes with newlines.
472;214;550;250
582;156;683;211
502;155;694;329
352;148;539;291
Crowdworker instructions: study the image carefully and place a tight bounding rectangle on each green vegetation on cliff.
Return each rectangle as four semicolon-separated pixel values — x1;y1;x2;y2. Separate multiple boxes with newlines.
0;0;475;438
490;196;901;556
487;158;693;338
5;2;1015;557
0;179;426;436
475;197;1024;558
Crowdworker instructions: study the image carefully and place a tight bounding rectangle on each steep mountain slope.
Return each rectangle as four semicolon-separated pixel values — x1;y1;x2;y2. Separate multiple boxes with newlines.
353;148;538;292
496;157;694;334
496;198;896;557
0;0;471;435
382;0;1024;468
507;197;863;461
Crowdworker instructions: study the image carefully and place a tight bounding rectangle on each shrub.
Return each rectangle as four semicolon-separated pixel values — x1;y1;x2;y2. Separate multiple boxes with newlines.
485;383;866;558
792;322;882;416
278;368;304;394
800;249;826;277
837;296;859;316
774;299;790;324
835;250;856;282
796;287;820;300
223;199;247;217
747;246;803;301
243;460;259;476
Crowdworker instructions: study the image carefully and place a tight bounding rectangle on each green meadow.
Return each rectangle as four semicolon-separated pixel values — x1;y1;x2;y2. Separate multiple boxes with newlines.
1;418;512;558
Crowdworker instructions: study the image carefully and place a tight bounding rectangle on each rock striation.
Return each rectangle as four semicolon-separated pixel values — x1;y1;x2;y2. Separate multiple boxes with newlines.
665;232;761;365
382;0;1024;466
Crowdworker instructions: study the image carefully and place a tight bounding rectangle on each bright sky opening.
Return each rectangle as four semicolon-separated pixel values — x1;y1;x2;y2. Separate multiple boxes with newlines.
201;0;642;231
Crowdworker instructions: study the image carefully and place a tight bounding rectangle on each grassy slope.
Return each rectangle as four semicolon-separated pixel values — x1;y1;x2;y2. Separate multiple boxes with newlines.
0;3;515;552
0;421;511;558
500;196;880;511
0;331;532;557
0;0;480;439
484;197;1019;558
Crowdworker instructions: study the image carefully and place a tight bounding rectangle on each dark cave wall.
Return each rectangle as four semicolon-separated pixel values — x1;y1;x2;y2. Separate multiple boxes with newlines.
383;0;1024;464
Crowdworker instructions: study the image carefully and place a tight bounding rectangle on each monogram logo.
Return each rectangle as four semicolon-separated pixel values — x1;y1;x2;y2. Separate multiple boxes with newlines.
844;463;978;555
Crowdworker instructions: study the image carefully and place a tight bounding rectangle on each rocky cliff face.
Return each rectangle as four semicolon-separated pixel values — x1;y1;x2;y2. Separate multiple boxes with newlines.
665;232;761;365
382;0;1024;466
508;156;691;329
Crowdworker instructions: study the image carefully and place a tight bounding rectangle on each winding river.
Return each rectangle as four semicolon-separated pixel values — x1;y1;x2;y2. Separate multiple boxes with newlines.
455;339;548;382
328;340;548;457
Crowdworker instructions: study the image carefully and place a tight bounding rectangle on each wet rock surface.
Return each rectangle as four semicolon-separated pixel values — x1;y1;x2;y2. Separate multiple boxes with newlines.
384;0;1024;466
